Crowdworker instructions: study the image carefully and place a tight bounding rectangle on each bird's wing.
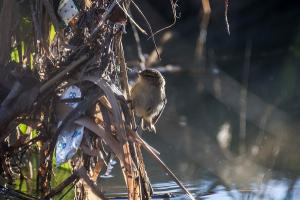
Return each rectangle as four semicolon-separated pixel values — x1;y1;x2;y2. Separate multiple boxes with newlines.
152;97;167;125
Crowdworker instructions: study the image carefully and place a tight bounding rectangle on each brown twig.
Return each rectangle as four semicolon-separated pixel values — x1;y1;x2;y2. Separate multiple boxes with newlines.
129;10;146;70
116;3;148;35
7;134;43;154
224;0;230;35
45;172;79;199
116;28;152;199
39;54;89;93
130;0;161;61
195;0;211;61
152;0;178;37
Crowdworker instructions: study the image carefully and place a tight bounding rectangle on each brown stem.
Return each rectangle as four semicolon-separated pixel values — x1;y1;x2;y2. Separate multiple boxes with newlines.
39;54;89;93
117;30;153;199
45;172;79;199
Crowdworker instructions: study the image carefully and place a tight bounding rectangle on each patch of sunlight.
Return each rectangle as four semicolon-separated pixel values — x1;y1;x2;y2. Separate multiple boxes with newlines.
11;47;19;63
52;161;74;200
49;24;56;43
217;122;232;150
14;179;27;193
18;123;28;135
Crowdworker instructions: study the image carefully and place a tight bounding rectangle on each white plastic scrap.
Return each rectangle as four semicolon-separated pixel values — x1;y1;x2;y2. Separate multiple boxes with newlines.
101;158;117;178
62;85;81;108
58;0;79;25
55;85;84;166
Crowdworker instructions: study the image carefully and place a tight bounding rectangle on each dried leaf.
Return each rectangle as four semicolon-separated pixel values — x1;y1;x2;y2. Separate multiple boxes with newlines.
75;117;124;162
82;76;127;143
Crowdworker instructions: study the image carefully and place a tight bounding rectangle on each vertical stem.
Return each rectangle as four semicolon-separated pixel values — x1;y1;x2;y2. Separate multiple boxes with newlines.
117;30;152;199
239;39;252;154
116;32;137;200
195;0;211;63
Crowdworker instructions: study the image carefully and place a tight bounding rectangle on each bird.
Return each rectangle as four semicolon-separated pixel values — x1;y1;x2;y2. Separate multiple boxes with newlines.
130;68;167;133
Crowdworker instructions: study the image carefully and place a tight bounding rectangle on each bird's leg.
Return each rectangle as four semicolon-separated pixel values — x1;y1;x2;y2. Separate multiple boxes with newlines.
127;99;133;107
134;117;142;132
149;123;156;134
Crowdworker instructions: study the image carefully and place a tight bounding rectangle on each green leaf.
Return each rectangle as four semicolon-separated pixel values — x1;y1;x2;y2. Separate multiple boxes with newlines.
49;24;56;43
18;123;28;135
31;129;39;138
59;162;72;171
52;149;72;171
11;47;19;63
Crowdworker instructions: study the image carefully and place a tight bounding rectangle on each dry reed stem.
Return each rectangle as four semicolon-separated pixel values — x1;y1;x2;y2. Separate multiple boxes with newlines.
195;0;211;61
116;31;143;200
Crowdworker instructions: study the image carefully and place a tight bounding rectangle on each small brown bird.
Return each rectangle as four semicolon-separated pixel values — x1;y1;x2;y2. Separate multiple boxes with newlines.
130;68;167;133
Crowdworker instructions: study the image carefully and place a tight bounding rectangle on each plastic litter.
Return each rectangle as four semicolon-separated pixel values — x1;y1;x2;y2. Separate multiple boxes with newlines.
55;85;84;166
57;0;79;25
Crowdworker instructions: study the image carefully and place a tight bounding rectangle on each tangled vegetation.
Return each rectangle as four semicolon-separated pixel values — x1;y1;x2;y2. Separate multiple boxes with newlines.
0;0;203;199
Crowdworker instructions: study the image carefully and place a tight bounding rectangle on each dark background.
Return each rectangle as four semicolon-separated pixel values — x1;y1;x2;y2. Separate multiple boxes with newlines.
109;0;300;199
